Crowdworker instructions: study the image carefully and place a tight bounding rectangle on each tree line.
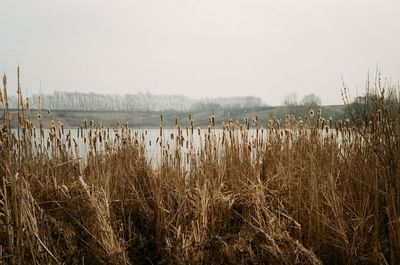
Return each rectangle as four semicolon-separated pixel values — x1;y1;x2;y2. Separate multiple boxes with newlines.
6;91;265;112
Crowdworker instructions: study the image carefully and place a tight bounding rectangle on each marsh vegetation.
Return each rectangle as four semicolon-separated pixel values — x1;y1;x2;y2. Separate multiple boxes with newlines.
1;71;399;264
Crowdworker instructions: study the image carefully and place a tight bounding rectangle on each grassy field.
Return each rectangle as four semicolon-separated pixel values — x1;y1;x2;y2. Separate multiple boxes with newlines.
1;73;399;264
7;104;345;128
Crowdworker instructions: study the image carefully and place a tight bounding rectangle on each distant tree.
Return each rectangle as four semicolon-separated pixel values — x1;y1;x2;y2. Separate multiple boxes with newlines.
300;93;321;107
282;93;298;107
347;93;382;126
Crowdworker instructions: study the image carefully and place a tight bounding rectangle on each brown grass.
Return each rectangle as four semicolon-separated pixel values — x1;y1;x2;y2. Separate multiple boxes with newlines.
0;69;399;264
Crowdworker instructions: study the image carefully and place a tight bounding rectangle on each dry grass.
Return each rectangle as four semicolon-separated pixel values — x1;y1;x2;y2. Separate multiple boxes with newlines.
1;69;399;264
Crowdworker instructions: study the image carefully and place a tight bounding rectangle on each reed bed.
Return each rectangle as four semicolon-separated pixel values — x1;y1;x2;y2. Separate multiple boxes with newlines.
1;70;399;264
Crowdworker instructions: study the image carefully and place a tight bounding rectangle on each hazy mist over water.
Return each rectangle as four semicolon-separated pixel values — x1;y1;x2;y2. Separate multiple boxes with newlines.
1;0;400;105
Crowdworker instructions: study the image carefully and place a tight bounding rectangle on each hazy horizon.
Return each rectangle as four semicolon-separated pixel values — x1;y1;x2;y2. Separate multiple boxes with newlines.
1;0;400;105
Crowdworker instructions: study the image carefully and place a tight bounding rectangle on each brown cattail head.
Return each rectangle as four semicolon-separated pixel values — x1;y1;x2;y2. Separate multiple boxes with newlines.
25;97;30;110
17;66;21;94
377;109;381;122
321;118;326;129
2;75;7;89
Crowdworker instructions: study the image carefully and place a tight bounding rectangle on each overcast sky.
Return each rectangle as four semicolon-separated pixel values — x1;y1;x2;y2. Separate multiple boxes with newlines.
1;0;399;105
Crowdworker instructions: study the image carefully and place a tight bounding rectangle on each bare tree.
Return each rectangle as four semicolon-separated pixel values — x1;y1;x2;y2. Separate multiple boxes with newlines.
282;92;298;107
300;93;321;107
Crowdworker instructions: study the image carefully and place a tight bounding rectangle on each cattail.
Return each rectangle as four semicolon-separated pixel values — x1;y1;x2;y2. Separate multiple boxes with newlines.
2;74;6;89
160;114;163;123
25;97;30;110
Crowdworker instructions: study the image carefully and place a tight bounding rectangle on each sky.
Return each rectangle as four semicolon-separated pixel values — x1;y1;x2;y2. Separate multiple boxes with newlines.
1;0;399;106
